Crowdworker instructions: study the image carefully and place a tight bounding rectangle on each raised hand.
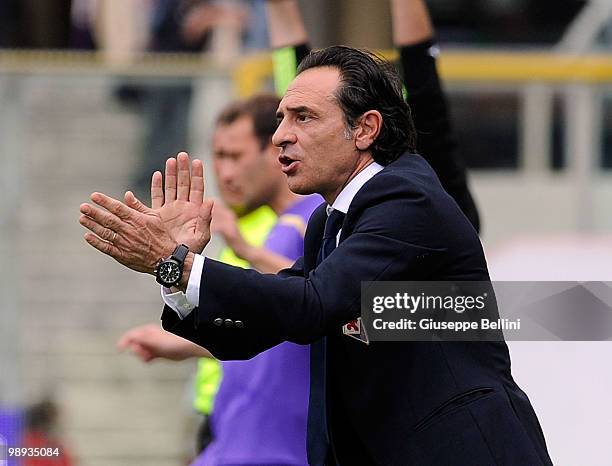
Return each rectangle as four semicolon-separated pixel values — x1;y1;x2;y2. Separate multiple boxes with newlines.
150;152;215;254
79;152;213;276
79;190;177;274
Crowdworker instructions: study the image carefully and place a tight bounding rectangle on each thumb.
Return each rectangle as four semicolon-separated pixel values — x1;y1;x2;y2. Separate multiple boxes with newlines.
125;191;151;213
202;198;214;222
197;199;215;245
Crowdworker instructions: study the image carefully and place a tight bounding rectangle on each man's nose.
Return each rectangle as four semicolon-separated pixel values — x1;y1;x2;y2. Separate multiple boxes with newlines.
272;120;297;148
216;161;235;183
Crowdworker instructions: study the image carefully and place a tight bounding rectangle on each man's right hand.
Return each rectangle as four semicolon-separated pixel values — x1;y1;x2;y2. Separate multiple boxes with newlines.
117;323;211;362
148;152;214;254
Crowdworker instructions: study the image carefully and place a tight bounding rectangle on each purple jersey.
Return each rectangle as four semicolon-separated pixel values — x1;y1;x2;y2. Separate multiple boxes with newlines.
195;195;322;466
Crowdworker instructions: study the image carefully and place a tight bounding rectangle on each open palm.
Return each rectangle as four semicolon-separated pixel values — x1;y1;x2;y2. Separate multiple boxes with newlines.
150;153;214;254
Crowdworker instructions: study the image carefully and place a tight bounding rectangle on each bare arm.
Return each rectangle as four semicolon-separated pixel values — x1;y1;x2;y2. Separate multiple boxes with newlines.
265;0;308;48
390;0;434;46
238;244;293;274
118;323;213;363
212;203;292;274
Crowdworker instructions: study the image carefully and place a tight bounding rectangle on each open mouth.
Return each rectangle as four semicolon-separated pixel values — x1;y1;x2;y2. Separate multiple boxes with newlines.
279;154;299;174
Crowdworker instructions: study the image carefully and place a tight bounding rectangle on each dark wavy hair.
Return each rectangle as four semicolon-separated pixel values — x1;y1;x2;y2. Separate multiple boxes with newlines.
297;45;416;165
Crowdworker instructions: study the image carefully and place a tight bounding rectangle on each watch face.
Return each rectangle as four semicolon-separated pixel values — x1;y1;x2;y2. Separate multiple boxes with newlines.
158;261;181;285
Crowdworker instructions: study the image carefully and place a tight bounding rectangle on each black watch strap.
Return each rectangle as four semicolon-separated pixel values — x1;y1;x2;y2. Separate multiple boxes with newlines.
171;244;189;265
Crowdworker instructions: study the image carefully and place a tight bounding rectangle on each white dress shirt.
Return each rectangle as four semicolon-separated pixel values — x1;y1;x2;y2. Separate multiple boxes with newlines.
163;161;384;319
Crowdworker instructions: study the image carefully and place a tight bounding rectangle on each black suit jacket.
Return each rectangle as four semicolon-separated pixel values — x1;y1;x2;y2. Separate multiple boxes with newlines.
163;154;552;465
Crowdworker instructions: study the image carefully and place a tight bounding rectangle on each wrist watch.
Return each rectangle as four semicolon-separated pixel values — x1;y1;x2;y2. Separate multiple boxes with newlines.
155;244;190;287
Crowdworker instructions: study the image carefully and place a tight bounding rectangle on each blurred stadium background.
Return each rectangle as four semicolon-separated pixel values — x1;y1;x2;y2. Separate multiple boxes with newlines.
1;0;611;465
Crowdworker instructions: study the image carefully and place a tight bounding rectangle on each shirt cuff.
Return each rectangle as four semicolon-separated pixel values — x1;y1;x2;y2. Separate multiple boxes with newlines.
186;254;205;307
160;254;205;319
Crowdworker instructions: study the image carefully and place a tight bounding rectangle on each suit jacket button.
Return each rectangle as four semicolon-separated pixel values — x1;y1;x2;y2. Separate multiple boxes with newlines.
213;318;223;327
235;320;244;328
224;319;234;327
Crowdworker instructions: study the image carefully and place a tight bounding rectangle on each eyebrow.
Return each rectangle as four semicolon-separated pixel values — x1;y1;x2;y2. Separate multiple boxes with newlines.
276;105;316;119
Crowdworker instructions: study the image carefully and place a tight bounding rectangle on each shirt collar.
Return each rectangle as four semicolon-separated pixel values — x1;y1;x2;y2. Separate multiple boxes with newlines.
326;162;384;215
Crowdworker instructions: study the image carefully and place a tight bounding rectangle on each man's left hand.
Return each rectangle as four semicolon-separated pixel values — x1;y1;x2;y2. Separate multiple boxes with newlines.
80;152;214;275
79;191;176;274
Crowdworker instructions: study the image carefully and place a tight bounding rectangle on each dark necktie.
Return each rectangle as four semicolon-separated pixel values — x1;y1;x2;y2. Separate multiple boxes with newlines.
308;208;345;466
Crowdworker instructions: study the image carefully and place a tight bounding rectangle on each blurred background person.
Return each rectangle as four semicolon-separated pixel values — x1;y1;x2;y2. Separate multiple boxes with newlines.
119;93;321;466
22;399;75;466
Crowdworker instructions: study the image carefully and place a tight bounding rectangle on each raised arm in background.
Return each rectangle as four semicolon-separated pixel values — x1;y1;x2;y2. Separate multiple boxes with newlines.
266;0;308;48
266;0;311;95
391;0;480;231
117;323;212;362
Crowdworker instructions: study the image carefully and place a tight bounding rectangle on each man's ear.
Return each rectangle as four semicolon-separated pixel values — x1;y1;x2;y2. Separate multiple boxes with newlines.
354;110;382;151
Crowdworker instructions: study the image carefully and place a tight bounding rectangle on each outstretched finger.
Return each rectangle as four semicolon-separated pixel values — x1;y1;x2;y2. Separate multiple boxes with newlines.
125;191;152;214
151;171;164;209
165;157;177;202
190;159;204;204
79;214;116;243
177;152;191;201
202;198;214;223
84;231;122;260
90;192;135;221
80;202;123;231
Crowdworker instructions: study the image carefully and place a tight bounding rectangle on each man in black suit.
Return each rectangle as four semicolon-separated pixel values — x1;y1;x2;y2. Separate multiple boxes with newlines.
80;46;552;465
